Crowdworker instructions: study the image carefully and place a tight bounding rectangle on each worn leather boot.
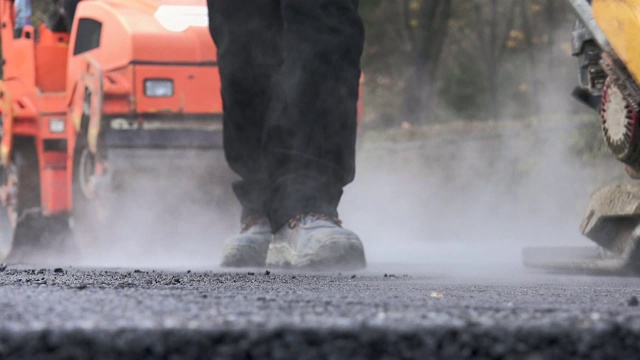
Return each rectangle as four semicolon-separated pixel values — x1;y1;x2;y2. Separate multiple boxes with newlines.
266;213;366;270
221;216;272;268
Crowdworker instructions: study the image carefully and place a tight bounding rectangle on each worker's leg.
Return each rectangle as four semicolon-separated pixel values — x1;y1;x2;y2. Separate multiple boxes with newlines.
264;0;364;230
208;0;282;221
208;0;282;267
264;0;366;270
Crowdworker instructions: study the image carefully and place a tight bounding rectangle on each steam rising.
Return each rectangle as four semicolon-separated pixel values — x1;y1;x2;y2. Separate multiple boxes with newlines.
55;26;624;276
74;67;624;276
76;150;238;269
74;113;623;275
342;66;624;276
341;119;613;276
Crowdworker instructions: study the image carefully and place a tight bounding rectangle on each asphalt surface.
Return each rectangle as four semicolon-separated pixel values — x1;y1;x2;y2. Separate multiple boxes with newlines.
1;263;640;359
0;130;635;359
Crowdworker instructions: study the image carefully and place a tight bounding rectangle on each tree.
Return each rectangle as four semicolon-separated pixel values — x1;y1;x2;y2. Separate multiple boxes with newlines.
360;0;577;125
519;0;540;113
514;0;572;114
402;0;452;125
472;0;517;120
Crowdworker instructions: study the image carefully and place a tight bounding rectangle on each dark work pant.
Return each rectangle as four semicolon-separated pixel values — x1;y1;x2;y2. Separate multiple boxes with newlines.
207;0;364;231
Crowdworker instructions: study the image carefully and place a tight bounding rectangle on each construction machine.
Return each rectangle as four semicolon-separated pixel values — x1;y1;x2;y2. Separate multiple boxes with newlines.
0;0;224;261
524;0;640;274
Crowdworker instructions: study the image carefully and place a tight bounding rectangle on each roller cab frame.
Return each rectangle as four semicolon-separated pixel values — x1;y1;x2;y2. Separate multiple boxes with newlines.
0;0;223;261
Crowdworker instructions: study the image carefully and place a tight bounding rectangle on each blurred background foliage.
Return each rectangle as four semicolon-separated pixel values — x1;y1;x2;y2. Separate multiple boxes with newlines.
360;1;590;124
24;0;606;157
26;0;589;127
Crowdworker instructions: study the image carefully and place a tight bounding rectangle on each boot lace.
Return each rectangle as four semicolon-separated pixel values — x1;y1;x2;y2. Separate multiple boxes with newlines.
287;212;342;229
241;215;266;233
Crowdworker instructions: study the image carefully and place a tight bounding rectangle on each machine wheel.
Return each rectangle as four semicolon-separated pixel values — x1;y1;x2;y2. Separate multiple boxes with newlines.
0;166;11;258
72;134;111;238
4;140;73;263
600;78;640;168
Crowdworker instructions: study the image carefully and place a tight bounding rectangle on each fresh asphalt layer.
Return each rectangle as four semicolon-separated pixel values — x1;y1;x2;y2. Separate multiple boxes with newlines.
1;263;640;359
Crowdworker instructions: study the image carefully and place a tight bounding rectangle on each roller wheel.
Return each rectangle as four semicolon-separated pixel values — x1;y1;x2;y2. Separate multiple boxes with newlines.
4;140;73;263
600;78;640;168
72;133;113;244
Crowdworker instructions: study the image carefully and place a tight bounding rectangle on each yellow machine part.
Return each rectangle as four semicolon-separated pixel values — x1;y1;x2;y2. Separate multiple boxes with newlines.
593;0;640;84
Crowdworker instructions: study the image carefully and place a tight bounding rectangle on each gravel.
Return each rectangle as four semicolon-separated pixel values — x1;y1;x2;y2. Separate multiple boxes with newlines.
1;266;640;359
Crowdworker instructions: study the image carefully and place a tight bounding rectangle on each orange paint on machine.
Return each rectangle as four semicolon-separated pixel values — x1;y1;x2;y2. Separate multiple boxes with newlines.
0;0;225;254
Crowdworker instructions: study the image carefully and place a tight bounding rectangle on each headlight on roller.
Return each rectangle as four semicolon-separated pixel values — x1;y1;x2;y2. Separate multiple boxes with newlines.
144;79;174;97
49;118;65;133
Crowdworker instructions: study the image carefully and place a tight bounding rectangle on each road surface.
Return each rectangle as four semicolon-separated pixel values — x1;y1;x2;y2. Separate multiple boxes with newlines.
1;263;640;359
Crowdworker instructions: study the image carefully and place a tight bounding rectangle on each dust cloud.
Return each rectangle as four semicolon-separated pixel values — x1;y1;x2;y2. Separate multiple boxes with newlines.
63;29;625;275
340;57;625;277
340;119;615;276
71;110;621;274
73;72;622;275
75;149;239;269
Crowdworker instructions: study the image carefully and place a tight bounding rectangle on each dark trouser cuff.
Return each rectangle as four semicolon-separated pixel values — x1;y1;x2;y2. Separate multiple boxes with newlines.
232;180;270;220
266;173;343;232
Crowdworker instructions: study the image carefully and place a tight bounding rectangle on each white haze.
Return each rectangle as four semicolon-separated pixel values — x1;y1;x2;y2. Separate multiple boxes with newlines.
342;68;624;277
75;150;238;269
74;108;624;276
61;27;626;276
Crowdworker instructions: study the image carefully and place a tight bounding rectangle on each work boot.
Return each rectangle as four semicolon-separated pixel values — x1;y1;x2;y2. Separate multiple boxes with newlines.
266;213;366;270
221;216;271;268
